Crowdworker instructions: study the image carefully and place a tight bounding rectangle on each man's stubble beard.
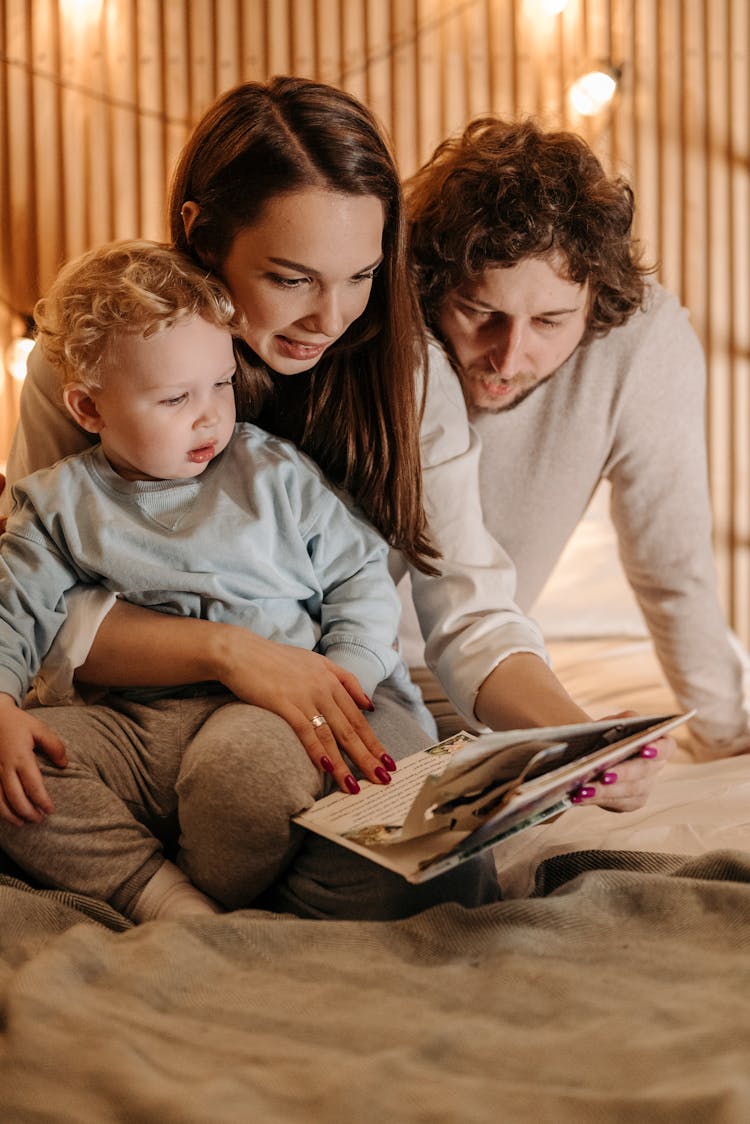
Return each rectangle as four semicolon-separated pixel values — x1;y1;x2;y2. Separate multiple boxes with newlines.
462;368;558;416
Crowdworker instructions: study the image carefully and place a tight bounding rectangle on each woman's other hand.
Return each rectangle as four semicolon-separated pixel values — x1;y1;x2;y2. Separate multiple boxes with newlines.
569;710;677;813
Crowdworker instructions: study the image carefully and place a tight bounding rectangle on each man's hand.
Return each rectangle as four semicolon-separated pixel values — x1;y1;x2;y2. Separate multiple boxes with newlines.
0;694;68;825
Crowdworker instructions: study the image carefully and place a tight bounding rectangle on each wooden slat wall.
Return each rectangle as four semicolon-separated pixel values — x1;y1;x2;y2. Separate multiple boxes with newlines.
1;0;748;639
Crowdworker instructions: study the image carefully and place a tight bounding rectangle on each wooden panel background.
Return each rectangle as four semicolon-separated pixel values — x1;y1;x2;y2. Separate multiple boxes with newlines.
1;0;749;640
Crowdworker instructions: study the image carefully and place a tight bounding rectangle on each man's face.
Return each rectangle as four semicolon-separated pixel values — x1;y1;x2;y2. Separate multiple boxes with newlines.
438;253;590;413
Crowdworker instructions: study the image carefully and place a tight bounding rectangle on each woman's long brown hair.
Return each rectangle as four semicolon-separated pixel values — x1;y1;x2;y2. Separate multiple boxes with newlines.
169;76;438;573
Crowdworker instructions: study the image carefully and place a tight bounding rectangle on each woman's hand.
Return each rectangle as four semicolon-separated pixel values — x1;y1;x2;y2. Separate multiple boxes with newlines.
211;628;397;794
76;603;398;796
570;711;677;813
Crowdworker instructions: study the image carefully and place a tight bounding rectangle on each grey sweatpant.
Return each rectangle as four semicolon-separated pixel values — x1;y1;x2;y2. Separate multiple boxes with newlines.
0;685;499;920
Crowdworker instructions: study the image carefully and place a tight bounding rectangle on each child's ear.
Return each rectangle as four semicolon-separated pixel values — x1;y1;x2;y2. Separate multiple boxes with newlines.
63;384;105;434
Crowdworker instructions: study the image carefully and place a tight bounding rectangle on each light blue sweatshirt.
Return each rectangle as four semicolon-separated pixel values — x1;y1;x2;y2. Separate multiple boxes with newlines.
0;423;402;704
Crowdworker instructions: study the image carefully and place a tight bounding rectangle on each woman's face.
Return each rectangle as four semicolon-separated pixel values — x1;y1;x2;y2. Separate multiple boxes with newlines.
219;188;385;375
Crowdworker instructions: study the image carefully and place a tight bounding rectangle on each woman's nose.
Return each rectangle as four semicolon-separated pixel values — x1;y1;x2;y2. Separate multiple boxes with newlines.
303;289;345;338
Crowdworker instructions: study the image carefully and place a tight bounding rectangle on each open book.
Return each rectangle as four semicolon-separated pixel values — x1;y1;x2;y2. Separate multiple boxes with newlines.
293;711;692;883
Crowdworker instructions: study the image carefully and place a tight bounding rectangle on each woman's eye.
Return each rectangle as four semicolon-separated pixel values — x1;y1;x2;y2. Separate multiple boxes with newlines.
351;265;380;284
269;274;308;289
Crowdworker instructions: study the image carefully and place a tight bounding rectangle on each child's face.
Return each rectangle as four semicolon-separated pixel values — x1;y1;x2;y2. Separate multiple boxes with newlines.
83;316;237;481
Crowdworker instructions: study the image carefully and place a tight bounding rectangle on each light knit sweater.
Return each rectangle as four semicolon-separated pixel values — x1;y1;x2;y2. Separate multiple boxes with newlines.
468;280;750;754
0;426;401;704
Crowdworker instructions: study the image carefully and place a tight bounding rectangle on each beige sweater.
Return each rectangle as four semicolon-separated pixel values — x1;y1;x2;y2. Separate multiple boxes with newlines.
469;281;750;754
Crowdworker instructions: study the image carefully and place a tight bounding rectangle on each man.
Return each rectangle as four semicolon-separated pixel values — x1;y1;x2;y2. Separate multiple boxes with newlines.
406;116;750;758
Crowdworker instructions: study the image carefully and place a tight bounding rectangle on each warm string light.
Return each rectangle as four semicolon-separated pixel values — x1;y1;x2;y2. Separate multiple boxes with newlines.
59;0;103;25
4;316;34;384
569;65;622;116
5;336;34;383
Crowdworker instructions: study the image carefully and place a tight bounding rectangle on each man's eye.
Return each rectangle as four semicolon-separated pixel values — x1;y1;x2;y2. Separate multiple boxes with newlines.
460;304;493;319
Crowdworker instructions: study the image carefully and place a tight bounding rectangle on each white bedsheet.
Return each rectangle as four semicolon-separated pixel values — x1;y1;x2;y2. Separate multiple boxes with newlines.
494;751;750;898
491;634;750;897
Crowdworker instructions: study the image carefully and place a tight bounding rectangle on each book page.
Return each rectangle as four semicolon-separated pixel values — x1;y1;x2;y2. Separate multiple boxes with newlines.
295;731;475;846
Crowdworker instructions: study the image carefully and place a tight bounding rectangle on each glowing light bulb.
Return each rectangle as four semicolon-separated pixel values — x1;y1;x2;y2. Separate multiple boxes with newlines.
60;0;103;24
5;336;34;382
569;68;619;116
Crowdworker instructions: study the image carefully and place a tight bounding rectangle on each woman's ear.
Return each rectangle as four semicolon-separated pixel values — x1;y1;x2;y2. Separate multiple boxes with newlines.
180;200;201;241
63;384;105;434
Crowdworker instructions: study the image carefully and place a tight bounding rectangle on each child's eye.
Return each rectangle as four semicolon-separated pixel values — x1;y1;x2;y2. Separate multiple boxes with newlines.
161;393;187;407
215;374;236;389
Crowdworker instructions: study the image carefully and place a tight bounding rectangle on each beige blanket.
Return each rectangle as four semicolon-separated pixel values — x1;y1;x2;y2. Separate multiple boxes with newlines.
3;850;750;1123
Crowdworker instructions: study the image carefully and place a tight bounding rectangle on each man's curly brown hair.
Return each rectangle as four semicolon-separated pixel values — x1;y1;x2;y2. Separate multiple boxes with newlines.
406;116;653;338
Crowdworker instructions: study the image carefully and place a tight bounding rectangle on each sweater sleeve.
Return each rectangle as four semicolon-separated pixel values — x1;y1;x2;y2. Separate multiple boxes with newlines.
606;291;750;755
408;342;550;727
0;501;83;703
298;469;403;699
1;343;113;705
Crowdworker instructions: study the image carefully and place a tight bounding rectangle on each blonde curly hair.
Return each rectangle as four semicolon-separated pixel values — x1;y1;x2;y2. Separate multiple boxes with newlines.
35;240;243;390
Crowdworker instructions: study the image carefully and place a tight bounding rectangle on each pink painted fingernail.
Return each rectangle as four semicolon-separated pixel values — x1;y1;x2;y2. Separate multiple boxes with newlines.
571;785;596;803
344;775;361;795
320;756;335;775
364;695;375;712
374;766;391;784
640;745;659;759
380;753;397;772
601;772;618;785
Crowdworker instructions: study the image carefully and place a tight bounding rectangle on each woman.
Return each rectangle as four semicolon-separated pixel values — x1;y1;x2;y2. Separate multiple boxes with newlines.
2;78;670;917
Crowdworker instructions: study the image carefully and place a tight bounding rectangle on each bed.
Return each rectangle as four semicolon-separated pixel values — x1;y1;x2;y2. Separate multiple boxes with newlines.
3;485;750;1121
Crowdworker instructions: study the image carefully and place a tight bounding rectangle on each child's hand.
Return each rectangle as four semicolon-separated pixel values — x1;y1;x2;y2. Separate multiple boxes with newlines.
0;695;68;825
